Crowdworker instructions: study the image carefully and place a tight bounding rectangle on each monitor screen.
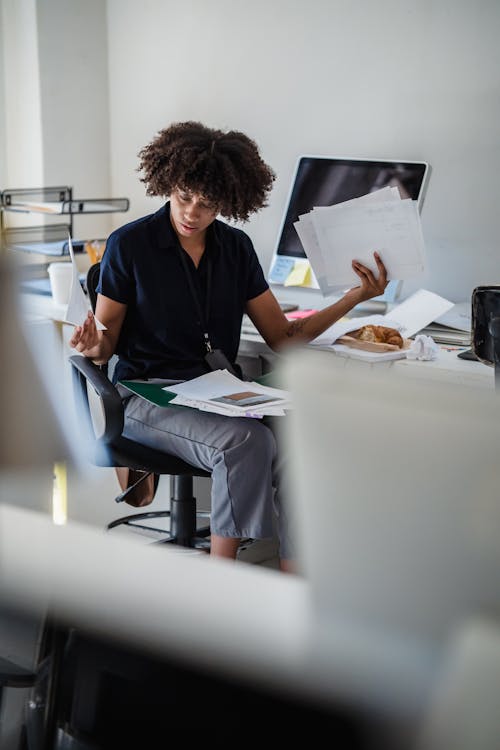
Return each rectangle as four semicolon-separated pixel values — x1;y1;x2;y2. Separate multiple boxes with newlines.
269;155;430;292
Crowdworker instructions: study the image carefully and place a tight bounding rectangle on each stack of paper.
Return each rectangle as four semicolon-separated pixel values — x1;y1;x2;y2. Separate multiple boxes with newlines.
293;186;426;295
165;369;291;418
419;300;472;345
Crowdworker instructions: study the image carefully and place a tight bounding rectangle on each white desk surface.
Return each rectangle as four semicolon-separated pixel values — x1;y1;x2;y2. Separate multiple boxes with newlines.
242;327;493;390
20;292;493;390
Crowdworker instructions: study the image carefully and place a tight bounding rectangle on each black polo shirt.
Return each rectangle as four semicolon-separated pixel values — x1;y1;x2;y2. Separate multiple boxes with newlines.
97;202;269;383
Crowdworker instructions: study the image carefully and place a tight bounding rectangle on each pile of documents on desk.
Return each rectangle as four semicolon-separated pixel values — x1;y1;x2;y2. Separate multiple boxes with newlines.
165;369;291;418
293;186;426;295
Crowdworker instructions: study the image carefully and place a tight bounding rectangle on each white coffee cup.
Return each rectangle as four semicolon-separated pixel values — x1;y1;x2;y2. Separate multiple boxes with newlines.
48;262;73;305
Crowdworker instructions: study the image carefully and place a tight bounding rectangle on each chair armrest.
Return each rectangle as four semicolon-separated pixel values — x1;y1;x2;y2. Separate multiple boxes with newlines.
69;355;124;444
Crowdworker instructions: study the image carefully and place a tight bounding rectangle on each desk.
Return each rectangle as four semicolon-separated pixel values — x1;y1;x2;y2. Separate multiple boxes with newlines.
20;292;494;390
239;333;493;391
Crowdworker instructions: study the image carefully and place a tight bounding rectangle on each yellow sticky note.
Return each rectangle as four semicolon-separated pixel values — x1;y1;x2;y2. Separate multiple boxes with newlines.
284;262;311;287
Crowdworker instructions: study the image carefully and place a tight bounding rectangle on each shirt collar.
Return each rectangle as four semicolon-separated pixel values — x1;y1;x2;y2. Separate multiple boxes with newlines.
150;202;178;250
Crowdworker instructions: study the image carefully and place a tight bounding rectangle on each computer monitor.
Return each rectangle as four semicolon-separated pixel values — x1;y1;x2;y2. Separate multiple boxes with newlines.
269;155;430;296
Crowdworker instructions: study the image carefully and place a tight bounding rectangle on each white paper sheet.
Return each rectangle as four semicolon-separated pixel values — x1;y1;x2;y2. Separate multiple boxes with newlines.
293;187;422;292
329;344;409;363
294;214;342;295
294;188;399;295
64;235;106;330
433;300;471;332
385;289;454;338
311;198;425;288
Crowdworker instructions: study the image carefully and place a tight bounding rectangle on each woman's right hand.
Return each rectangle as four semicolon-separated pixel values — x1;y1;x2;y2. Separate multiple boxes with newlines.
69;310;100;353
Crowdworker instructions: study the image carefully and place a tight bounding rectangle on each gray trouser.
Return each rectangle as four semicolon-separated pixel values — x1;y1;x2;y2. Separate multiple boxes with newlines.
117;383;293;559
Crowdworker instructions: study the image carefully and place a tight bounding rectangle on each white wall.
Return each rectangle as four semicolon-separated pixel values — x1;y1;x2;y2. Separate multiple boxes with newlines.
1;0;43;188
0;0;112;240
106;0;500;304
36;0;112;239
0;6;6;189
1;1;499;301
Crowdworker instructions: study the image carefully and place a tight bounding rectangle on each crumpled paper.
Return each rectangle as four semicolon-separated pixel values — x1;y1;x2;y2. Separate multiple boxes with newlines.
407;334;439;361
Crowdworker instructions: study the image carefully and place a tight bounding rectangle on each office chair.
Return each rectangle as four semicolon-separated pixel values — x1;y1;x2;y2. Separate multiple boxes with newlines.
69;262;212;548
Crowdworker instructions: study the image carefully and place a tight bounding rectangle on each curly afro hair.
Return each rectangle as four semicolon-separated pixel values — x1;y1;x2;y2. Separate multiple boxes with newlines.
137;121;276;222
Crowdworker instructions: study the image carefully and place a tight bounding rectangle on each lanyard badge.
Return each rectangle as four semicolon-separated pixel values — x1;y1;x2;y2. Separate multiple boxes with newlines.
177;245;240;378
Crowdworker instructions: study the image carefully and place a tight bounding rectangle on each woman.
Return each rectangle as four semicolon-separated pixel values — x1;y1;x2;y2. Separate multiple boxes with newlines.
70;121;388;571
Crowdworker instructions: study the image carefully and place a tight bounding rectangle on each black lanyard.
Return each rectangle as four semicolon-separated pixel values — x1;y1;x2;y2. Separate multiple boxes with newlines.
176;242;240;379
177;245;214;353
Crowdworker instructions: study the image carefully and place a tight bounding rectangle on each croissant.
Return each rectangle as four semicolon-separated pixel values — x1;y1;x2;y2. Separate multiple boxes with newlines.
349;324;404;348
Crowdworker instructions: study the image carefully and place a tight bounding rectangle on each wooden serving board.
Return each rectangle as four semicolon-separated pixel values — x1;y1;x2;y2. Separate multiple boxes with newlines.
336;335;412;353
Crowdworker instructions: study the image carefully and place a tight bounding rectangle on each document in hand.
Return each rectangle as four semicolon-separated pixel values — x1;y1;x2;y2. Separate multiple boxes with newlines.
165;369;292;418
64;235;106;330
293;187;426;294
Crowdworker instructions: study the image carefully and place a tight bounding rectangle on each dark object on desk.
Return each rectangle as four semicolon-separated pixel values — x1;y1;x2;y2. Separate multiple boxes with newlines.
457;348;478;361
69;262;212;546
489;316;500;389
471;285;500;386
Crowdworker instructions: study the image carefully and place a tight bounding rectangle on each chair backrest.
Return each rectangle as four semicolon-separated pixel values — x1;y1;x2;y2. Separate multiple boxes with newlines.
85;260;115;378
72;261;125;460
86;262;101;312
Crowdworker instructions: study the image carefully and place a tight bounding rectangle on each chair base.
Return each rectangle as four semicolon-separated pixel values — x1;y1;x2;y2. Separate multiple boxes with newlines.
107;509;211;549
107;474;211;548
105;476;260;555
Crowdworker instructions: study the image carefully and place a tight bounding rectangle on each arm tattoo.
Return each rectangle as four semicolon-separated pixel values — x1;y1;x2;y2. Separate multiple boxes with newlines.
286;319;308;338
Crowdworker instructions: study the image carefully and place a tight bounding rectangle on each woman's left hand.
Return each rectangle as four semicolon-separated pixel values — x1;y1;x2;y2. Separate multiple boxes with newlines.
347;251;388;304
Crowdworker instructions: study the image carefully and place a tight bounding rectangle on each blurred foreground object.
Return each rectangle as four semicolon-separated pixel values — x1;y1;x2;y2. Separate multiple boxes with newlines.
283;348;500;746
0;257;69;468
417;617;500;750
